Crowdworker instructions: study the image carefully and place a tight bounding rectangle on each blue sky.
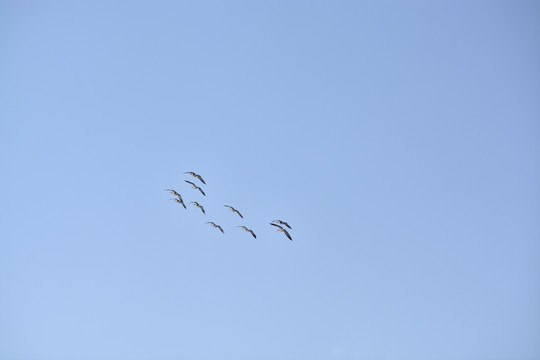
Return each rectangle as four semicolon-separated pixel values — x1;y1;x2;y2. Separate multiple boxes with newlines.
1;1;539;359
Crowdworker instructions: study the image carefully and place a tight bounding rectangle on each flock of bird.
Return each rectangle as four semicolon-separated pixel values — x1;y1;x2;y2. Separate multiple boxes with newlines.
165;171;293;241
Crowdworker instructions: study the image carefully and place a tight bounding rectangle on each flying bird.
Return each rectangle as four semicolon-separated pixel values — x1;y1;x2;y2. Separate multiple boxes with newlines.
272;220;292;229
224;205;243;218
164;189;181;197
206;222;224;233
237;226;256;239
185;180;206;196
190;201;205;214
270;223;293;241
169;197;186;209
184;171;206;185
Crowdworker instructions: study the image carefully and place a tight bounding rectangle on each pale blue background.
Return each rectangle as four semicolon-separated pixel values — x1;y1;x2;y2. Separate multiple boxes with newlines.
1;1;539;359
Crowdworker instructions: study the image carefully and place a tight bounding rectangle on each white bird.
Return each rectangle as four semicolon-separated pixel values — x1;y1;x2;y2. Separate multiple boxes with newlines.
237;226;256;239
206;222;224;233
270;223;292;241
184;171;206;185
190;201;205;214
169;196;186;209
185;180;206;196
224;205;243;218
272;220;292;229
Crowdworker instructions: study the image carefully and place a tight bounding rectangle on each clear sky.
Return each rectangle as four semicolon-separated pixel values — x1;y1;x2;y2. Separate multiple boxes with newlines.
1;1;539;360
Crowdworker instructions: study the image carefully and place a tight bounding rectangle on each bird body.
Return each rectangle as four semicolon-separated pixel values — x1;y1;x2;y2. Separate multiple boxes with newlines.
206;222;224;233
272;220;292;229
185;180;206;196
270;223;293;241
184;171;206;185
237;226;256;239
224;205;243;218
190;201;205;214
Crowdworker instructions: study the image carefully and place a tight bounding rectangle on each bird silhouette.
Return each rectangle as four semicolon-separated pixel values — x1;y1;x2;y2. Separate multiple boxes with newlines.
272;220;291;229
237;226;256;239
184;171;206;185
165;189;181;197
169;197;186;209
270;223;292;241
224;205;243;218
185;180;206;196
206;222;224;233
190;201;205;214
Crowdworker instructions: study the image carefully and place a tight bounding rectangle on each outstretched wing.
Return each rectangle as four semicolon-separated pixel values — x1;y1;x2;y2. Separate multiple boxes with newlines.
178;198;186;209
185;180;195;186
283;229;292;241
270;223;284;230
282;221;292;229
198;187;206;196
234;209;243;218
249;230;257;239
201;206;205;214
196;174;206;184
217;226;224;233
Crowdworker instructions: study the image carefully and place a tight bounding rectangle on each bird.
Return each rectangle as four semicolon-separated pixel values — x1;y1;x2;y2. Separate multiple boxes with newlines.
272;220;292;229
184;171;206;185
190;201;205;214
206;222;224;233
224;205;243;218
237;226;256;239
270;223;293;241
164;189;181;197
185;180;206;196
169;196;186;209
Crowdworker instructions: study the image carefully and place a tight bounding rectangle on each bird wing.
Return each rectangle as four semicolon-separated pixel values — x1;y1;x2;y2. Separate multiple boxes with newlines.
234;209;243;218
185;180;195;186
201;206;205;214
283;229;292;241
217;226;224;233
249;230;257;239
198;187;206;196
270;223;283;229
196;175;206;184
283;222;292;229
